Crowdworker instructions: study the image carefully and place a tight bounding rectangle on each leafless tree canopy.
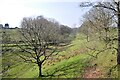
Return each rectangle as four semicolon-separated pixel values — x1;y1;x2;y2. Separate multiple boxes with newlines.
80;1;120;77
17;16;69;77
21;16;62;44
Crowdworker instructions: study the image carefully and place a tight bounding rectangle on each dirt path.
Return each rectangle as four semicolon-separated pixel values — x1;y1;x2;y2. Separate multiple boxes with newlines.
83;67;103;78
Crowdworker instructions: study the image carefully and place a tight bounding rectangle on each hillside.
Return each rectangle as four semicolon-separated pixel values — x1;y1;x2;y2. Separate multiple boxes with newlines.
2;28;118;78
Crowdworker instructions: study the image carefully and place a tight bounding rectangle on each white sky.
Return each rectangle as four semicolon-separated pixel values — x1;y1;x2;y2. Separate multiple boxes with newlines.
0;0;111;28
0;0;41;27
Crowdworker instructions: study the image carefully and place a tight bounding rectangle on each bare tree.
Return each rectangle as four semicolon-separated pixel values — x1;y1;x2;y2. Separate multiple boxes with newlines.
80;1;120;76
83;7;114;41
96;1;120;69
59;25;73;43
16;16;65;77
79;20;92;42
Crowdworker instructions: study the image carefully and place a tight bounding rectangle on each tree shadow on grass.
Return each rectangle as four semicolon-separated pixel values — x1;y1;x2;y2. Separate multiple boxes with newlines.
39;59;88;78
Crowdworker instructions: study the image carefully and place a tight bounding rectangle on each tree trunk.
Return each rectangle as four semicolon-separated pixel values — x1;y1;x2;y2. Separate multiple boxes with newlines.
117;2;120;78
117;10;120;64
99;31;102;41
38;63;42;77
87;35;89;42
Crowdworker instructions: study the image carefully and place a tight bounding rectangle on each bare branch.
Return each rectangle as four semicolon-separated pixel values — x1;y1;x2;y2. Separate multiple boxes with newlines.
16;53;36;63
94;2;117;12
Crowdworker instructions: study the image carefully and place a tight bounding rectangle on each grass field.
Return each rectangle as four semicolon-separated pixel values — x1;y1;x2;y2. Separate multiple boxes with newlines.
1;29;118;78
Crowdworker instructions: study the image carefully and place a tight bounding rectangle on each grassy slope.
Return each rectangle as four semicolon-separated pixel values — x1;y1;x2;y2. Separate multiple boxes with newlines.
2;29;118;78
83;30;118;78
2;33;90;78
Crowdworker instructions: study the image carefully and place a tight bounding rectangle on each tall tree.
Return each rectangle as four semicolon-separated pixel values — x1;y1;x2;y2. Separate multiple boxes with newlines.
95;0;120;67
16;16;65;77
80;0;120;77
82;7;114;42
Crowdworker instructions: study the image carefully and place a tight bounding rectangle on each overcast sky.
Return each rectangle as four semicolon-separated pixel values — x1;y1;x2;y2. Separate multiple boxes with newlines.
0;0;107;28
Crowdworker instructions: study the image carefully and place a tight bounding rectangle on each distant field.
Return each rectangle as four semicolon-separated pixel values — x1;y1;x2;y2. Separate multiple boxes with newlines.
1;28;21;41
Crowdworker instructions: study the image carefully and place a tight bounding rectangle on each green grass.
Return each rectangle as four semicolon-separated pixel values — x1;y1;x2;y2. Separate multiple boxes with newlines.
82;33;118;78
2;30;118;78
90;49;118;78
1;28;21;41
43;54;89;78
2;33;90;78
